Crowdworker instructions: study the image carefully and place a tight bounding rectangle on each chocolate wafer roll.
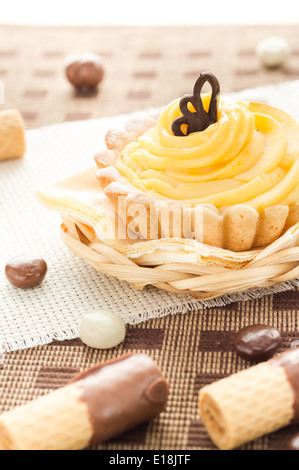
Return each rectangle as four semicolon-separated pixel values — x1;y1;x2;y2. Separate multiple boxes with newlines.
0;354;169;450
199;348;299;450
0;109;25;161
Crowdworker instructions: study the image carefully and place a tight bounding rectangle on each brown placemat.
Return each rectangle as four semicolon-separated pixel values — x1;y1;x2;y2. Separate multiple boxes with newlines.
1;24;299;129
1;24;299;450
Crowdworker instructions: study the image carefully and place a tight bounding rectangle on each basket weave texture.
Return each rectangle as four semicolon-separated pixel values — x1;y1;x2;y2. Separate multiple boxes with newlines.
61;218;299;300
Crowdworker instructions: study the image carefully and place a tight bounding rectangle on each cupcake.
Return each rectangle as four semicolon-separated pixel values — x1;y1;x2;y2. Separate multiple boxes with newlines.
94;72;299;251
38;72;299;273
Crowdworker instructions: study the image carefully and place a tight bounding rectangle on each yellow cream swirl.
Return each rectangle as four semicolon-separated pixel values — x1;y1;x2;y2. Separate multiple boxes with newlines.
116;95;299;211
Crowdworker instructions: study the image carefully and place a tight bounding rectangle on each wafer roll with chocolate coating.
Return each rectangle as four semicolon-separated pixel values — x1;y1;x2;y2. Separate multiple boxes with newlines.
199;348;299;450
0;353;169;450
0;109;25;161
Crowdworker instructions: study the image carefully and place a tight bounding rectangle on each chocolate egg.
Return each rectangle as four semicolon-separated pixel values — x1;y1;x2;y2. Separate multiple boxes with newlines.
5;255;47;289
65;53;104;91
233;324;282;362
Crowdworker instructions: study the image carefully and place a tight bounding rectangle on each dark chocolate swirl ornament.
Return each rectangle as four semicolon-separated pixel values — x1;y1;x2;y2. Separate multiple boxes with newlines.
172;72;220;136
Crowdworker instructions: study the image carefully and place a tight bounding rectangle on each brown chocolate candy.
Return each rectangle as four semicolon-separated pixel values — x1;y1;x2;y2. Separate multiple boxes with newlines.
233;324;282;362
5;255;47;289
65;53;104;91
287;433;299;450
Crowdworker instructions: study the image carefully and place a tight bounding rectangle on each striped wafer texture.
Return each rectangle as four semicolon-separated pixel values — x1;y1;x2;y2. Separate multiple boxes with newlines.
0;383;92;450
199;350;299;450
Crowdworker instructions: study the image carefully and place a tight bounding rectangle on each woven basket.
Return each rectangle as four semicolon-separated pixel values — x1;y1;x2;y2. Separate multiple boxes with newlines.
61;217;299;300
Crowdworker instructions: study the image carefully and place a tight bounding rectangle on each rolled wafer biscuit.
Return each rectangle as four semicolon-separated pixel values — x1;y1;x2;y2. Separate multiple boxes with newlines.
0;109;25;161
199;348;299;450
0;353;169;450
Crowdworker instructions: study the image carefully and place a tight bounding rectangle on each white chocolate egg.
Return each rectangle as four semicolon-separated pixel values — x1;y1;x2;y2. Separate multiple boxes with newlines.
79;310;126;349
256;37;291;68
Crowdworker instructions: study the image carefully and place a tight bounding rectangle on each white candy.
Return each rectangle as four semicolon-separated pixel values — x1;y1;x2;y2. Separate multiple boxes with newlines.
256;37;291;68
79;310;126;349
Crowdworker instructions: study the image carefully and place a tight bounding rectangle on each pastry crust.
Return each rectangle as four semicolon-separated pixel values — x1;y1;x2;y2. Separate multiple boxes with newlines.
95;113;298;252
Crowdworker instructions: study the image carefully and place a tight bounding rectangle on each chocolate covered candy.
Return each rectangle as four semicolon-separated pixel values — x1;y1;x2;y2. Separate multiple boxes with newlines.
65;53;104;91
5;255;47;289
79;310;126;349
0;354;169;450
233;324;282;362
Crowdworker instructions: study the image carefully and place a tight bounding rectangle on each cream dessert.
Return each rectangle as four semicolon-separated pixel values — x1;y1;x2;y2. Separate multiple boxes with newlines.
96;72;299;251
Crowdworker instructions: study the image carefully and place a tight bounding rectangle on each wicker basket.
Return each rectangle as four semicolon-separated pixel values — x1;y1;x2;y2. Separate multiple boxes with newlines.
61;217;299;300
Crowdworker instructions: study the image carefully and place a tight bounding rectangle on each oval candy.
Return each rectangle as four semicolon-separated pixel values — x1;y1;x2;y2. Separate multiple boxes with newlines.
233;324;282;362
5;255;47;289
79;310;126;350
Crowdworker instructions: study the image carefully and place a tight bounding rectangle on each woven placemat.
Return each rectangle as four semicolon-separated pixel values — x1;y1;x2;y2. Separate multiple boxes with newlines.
1;24;299;129
1;24;299;450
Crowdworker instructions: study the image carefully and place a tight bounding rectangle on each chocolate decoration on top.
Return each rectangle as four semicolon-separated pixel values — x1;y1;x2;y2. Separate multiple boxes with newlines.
270;348;299;424
72;353;169;446
172;72;220;136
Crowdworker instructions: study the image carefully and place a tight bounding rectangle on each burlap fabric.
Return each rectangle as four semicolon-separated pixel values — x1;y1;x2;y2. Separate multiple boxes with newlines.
0;24;299;450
